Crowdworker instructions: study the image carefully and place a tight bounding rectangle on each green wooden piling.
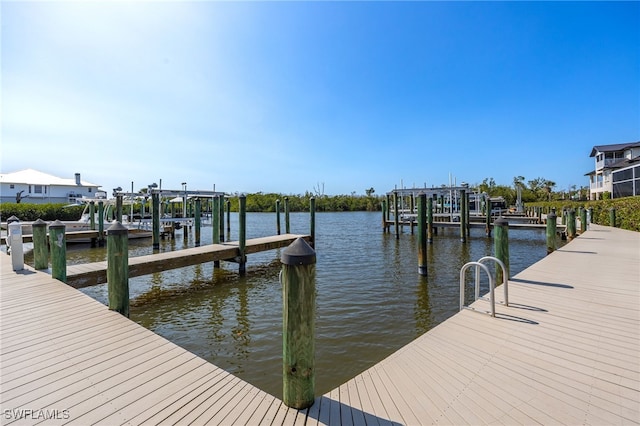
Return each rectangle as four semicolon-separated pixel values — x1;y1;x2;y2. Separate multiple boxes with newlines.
285;196;290;234
393;191;399;239
276;199;281;235
567;209;577;240
116;195;123;223
459;189;467;243
493;217;510;285
152;192;160;250
609;208;616;228
427;197;433;243
546;211;557;254
226;200;231;234
89;201;97;247
417;193;427;276
410;194;415;234
485;197;492;237
385;194;391;232
32;218;49;270
466;192;471;237
107;222;129;317
195;198;202;246
579;207;587;234
213;196;221;267
98;201;105;247
219;196;225;242
588;207;594;226
309;197;316;248
381;199;387;231
49;220;66;283
281;238;316;409
238;195;247;275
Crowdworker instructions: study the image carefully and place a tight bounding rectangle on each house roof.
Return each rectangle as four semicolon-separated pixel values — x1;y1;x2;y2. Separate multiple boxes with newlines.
0;169;100;187
590;141;640;157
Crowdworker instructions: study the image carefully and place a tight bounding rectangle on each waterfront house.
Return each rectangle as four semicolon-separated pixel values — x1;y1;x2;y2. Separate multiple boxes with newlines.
586;141;640;200
0;169;103;204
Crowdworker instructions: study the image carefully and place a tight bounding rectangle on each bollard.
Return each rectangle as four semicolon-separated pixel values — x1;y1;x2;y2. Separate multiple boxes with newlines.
546;211;557;254
609;208;616;228
32;218;49;270
276;199;281;235
107;222;129;317
7;217;24;271
493;218;510;285
567;209;576;240
49;220;66;282
238;195;247;275
417;193;427;276
281;237;316;409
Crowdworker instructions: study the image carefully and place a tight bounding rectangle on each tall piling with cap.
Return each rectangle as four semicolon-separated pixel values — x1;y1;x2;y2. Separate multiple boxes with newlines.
579;207;587;234
195;198;202;246
152;192;160;250
309;197;316;248
459;189;467;243
32;218;49;270
107;222;129;317
417;193;428;276
276;199;281;235
49;220;66;282
238;195;247;275
212;195;221;267
494;217;510;285
546;210;557;254
285;196;290;234
281;237;316;409
567;209;577;240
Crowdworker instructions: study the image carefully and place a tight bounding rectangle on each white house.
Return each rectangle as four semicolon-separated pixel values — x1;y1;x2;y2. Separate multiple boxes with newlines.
587;141;640;200
0;169;103;204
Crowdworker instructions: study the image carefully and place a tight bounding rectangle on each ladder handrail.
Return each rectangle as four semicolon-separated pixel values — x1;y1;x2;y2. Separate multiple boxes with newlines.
459;261;495;317
477;256;509;307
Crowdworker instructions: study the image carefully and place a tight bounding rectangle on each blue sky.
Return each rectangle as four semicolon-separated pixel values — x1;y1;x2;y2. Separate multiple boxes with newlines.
2;1;638;196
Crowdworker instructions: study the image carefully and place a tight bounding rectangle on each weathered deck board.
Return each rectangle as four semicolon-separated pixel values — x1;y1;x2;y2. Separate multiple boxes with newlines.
65;233;309;288
1;224;638;425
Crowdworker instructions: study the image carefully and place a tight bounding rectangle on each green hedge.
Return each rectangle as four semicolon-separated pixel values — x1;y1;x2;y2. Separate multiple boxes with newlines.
527;196;640;232
0;203;85;222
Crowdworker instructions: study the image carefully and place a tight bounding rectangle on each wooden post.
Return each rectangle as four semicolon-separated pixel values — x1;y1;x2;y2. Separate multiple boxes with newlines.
485;197;492;237
393;191;399;239
152;192;160;250
385;194;391;232
466;192;471;237
409;193;415;234
609;208;616;228
226;199;231;234
579;207;587;234
567;209;577;240
195;198;202;247
212;196;220;267
381;199;387;231
49;220;66;283
98;200;105;247
238;195;247;275
116;194;123;223
459;189;467;243
493;217;509;285
546;210;557;254
107;222;129;317
309;197;316;248
276;199;281;235
219;196;225;242
427;196;433;243
32;218;49;270
285;196;290;234
417;193;427;276
281;238;316;409
588;207;594;226
89;201;97;247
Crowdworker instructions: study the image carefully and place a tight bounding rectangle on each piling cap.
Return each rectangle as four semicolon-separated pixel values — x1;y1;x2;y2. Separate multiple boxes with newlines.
49;219;66;229
6;215;19;223
281;237;316;266
107;221;129;235
494;217;509;226
33;218;47;227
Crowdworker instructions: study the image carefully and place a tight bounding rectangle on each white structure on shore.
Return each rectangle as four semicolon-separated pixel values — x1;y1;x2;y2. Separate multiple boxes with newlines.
0;169;103;204
587;141;640;200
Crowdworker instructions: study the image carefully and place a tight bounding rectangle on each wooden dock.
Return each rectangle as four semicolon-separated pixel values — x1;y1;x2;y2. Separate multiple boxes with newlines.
1;224;638;424
66;233;310;288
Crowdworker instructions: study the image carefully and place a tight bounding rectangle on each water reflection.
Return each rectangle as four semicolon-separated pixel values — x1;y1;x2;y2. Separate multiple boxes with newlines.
68;212;561;399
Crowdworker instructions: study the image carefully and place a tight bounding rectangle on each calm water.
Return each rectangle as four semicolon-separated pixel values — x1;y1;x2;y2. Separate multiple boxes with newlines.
37;211;561;398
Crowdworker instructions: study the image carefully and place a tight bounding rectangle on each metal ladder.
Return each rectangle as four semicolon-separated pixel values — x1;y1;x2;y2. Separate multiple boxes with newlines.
459;256;509;317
